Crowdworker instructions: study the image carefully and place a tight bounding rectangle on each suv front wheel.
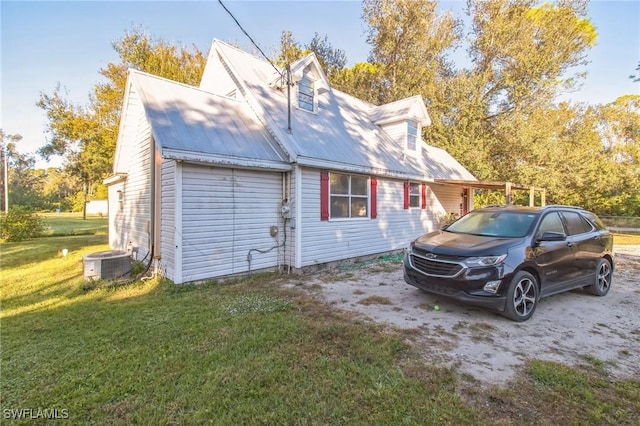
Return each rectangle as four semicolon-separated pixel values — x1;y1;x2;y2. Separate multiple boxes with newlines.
503;271;539;322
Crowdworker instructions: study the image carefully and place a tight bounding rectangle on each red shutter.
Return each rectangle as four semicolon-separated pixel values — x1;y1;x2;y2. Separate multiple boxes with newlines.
403;181;410;209
370;178;377;219
320;171;329;221
421;183;427;209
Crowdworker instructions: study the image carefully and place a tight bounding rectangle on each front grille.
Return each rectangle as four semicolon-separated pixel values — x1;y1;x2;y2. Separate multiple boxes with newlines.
410;255;463;278
412;248;466;263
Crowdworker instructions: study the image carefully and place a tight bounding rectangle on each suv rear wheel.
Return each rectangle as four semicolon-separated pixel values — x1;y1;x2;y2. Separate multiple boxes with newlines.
586;258;612;296
503;271;539;322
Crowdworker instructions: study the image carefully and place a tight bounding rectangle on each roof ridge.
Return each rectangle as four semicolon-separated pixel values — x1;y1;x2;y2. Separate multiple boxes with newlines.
371;94;424;110
129;69;242;103
212;38;271;65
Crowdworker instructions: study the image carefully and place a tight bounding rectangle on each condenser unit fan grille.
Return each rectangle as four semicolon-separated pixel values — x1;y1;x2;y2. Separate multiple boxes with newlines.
83;250;131;281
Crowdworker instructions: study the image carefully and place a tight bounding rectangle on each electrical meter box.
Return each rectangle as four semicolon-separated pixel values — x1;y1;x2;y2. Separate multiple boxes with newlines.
281;201;292;219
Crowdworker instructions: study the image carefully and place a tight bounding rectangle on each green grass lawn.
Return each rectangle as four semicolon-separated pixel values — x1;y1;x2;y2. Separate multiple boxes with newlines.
614;232;640;245
1;233;638;424
40;212;108;237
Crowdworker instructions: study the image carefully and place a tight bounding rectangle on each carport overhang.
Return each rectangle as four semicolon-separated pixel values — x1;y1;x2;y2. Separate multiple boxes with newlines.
433;179;546;206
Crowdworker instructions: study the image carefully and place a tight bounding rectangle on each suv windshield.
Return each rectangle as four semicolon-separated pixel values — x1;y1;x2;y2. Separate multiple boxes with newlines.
446;211;538;238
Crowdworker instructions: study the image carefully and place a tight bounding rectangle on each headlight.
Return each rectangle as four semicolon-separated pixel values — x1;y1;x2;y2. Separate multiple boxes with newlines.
462;254;507;267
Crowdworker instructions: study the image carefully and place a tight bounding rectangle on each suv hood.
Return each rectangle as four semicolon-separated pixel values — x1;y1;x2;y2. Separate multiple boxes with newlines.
413;231;520;256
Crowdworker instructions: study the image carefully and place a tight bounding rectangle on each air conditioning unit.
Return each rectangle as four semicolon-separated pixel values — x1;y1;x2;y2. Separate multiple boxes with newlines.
83;250;131;281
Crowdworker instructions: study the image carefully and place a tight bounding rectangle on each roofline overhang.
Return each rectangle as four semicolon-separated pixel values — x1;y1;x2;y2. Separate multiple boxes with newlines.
296;156;437;182
103;173;128;185
161;148;293;171
434;179;536;191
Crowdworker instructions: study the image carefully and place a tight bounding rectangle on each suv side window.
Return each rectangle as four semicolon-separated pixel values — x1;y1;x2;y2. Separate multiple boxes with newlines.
536;212;564;239
562;211;593;236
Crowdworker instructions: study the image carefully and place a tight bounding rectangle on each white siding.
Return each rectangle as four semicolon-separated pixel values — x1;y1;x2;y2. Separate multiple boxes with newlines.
283;169;297;271
180;164;284;282
430;183;465;217
160;159;177;281
299;167;444;267
378;120;423;159
108;86;153;261
380;121;406;148
108;183;124;248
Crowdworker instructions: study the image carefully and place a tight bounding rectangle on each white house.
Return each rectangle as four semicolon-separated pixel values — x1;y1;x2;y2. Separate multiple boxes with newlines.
105;39;477;284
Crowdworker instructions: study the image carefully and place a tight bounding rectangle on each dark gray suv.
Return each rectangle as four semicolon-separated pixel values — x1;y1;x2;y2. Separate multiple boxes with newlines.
404;205;614;321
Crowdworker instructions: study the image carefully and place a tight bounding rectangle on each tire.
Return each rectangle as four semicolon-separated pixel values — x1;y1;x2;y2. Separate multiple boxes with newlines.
586;258;612;296
503;271;539;322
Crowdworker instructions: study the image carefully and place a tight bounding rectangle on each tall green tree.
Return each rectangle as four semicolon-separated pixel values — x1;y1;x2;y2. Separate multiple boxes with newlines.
37;28;206;218
440;0;597;179
331;0;639;214
593;95;640;215
362;0;460;103
276;30;347;80
0;130;47;210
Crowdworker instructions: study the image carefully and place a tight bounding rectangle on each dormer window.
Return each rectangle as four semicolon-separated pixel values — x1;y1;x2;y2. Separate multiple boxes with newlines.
298;76;315;112
407;119;419;151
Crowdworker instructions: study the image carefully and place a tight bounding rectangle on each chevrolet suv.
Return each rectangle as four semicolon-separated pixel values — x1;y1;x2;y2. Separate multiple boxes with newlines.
403;205;614;321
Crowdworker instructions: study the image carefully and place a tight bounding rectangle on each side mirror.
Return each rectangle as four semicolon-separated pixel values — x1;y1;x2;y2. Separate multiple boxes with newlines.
537;231;566;242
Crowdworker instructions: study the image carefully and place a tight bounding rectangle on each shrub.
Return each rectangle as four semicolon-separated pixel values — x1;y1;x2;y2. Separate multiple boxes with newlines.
0;206;45;242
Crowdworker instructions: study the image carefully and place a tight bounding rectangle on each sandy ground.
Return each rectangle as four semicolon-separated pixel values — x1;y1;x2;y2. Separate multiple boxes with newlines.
285;245;640;386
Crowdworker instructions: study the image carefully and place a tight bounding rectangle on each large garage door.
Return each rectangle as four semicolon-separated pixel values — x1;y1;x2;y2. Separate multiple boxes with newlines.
181;164;283;281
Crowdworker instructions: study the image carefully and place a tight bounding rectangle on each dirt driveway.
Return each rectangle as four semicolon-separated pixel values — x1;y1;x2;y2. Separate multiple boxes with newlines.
286;245;640;386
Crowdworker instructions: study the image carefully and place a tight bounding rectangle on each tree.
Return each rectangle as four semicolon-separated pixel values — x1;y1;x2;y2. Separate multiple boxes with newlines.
593;95;640;215
331;0;640;214
276;30;347;80
42;167;81;212
277;31;304;66
631;61;640;82
362;0;461;104
0;130;21;212
331;62;385;104
307;33;347;77
0;130;47;211
37;27;207;218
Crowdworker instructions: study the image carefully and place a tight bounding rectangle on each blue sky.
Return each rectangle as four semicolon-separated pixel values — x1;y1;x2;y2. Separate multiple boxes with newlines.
2;0;639;168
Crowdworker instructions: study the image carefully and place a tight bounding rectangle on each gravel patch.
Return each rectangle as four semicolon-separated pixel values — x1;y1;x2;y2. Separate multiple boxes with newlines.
285;245;640;386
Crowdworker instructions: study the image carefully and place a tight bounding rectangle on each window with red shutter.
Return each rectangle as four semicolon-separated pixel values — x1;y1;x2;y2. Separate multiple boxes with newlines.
321;171;372;220
320;171;329;221
370;178;377;219
403;181;410;209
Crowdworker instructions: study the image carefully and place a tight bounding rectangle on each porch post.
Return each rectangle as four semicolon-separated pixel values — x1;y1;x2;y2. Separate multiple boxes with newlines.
529;187;535;206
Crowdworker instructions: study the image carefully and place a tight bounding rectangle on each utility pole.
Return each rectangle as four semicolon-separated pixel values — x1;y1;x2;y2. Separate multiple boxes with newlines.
3;144;8;214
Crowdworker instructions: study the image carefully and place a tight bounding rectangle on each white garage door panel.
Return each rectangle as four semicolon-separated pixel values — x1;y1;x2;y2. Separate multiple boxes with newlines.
181;165;282;281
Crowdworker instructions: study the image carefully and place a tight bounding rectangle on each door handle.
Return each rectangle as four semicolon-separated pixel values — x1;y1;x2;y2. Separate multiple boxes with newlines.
567;242;575;247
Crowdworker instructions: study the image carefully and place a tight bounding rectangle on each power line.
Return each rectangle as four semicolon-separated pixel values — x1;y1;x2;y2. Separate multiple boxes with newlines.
217;0;285;81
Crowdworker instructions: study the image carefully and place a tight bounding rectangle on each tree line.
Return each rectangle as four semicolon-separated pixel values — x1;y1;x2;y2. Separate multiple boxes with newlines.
2;0;639;216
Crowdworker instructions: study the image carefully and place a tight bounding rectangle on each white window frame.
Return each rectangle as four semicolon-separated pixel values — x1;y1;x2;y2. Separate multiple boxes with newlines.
329;172;370;220
407;119;419;151
117;189;124;212
297;76;316;113
409;182;421;208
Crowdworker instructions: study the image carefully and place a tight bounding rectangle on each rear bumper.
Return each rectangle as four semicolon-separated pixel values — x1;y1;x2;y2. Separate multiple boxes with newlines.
403;255;507;312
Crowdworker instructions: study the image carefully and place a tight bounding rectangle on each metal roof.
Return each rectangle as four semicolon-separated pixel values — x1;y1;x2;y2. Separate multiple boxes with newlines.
210;40;475;181
369;95;431;126
131;71;290;168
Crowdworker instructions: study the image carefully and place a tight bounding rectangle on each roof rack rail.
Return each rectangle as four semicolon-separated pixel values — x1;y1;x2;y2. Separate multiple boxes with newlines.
541;205;585;210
